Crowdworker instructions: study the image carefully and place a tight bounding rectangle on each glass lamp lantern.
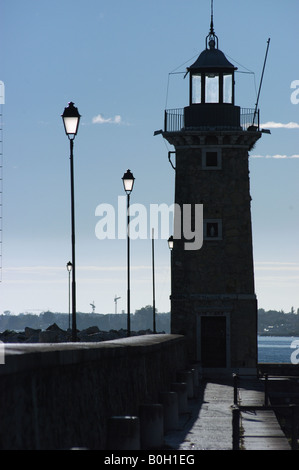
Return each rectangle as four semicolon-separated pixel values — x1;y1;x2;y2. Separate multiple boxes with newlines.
122;169;135;195
168;236;174;250
62;102;81;138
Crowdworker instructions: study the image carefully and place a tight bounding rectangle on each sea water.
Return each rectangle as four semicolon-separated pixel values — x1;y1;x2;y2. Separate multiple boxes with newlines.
258;336;299;364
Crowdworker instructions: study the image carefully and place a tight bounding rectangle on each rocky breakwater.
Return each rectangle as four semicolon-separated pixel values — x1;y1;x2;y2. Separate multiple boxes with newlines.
0;323;155;343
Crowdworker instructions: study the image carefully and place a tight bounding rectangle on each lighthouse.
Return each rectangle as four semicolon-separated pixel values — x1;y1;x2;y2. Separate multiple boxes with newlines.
162;10;262;375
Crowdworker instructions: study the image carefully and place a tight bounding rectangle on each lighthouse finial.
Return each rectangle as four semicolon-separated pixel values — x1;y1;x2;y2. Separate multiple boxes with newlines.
206;0;218;49
210;0;214;35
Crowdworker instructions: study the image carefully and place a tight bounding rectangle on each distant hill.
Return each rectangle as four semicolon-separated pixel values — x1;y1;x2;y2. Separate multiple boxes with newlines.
1;307;298;336
258;308;299;336
0;306;170;334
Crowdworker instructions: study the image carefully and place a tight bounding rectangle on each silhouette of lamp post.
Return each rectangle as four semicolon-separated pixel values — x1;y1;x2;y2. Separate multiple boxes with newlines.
152;228;156;334
62;102;81;342
122;169;135;337
66;261;72;330
168;236;173;316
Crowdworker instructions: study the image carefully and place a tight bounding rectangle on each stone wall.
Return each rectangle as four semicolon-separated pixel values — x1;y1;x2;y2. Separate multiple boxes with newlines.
0;334;186;450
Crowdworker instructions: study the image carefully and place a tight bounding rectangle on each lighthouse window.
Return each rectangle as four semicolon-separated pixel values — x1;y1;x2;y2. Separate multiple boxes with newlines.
223;74;233;103
206;152;218;167
192;74;202;103
205;73;219;103
202;148;222;169
207;223;218;237
204;219;222;240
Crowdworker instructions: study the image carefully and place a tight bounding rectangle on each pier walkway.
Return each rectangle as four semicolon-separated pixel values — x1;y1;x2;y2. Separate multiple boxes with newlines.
164;377;291;451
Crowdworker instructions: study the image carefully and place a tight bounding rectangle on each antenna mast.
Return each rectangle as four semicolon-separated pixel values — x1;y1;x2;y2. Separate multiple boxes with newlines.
252;38;271;127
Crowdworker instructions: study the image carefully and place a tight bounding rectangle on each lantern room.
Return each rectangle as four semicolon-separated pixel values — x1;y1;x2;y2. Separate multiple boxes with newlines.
188;34;236;105
184;20;241;130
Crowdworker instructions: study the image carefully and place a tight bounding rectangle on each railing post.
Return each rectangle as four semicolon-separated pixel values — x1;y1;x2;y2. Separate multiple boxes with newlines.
291;405;298;451
233;373;238;405
264;374;269;407
232;406;240;450
164;108;184;132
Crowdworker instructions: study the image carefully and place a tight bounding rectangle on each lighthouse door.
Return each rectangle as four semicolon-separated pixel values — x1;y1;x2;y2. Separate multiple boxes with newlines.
200;316;227;367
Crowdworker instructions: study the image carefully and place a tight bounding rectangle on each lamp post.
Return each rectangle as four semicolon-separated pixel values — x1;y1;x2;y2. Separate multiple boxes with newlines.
66;261;72;331
62;102;81;342
152;228;156;333
122;169;135;337
168;236;173;317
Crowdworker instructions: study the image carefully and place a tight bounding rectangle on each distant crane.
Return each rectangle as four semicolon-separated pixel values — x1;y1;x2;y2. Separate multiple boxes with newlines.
90;301;96;314
114;295;121;314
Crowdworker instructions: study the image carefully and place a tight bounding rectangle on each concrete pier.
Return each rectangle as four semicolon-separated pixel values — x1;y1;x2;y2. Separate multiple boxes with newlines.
0;335;186;450
164;376;293;450
0;337;296;450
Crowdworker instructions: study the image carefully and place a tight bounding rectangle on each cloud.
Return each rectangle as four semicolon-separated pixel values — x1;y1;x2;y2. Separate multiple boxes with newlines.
92;114;122;125
251;154;299;159
254;262;299;283
261;121;299;129
254;262;299;272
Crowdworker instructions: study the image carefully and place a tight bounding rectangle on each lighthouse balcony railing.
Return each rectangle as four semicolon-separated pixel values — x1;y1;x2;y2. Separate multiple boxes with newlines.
164;107;259;133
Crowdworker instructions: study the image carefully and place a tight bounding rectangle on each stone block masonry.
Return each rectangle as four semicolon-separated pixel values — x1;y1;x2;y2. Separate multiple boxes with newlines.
0;334;186;450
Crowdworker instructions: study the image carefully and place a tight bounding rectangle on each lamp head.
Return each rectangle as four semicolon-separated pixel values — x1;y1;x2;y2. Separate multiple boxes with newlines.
66;261;73;272
168;235;174;250
62;102;81;138
122;169;135;194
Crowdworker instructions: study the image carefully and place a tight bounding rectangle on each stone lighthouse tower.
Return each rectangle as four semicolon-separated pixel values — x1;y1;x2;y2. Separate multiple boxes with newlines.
163;13;262;375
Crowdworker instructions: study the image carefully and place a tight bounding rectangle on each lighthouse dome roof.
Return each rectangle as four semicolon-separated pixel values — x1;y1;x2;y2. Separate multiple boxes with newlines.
188;46;237;71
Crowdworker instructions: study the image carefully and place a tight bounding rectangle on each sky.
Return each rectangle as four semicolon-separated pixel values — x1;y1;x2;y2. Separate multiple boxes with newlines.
0;0;299;316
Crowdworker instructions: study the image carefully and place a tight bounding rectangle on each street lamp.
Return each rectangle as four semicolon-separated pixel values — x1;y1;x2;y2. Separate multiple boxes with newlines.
62;102;81;342
168;236;173;318
66;261;72;330
152;228;156;334
122;169;135;337
168;235;174;250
